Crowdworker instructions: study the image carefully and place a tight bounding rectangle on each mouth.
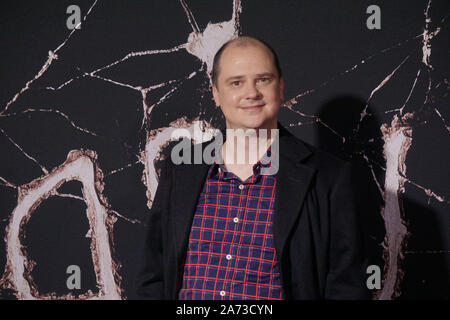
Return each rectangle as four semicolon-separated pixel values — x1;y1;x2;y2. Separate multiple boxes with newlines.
240;104;265;111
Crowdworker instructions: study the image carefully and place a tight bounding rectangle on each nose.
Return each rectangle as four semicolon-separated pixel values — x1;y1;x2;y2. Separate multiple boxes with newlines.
245;82;262;99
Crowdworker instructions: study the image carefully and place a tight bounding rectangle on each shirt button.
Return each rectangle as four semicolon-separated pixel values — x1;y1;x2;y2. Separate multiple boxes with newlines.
226;254;232;260
233;217;239;223
238;184;244;190
220;291;226;297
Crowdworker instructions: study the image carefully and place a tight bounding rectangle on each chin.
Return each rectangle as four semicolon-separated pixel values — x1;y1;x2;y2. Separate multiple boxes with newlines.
240;119;269;130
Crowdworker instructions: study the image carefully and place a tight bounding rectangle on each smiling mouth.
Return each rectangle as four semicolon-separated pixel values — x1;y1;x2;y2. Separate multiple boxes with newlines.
240;104;265;110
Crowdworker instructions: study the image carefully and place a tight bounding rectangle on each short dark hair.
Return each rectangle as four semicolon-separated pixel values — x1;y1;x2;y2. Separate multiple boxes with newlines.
211;36;283;87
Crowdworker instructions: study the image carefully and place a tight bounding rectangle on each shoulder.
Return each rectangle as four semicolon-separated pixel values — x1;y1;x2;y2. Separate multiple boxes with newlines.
278;124;349;172
290;136;353;189
302;139;349;171
280;124;349;170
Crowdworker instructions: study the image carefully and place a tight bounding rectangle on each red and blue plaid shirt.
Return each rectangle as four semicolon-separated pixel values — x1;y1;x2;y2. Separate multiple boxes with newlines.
178;146;283;300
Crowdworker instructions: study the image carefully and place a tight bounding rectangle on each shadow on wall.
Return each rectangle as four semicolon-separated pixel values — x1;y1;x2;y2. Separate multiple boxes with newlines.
316;95;449;299
400;195;450;299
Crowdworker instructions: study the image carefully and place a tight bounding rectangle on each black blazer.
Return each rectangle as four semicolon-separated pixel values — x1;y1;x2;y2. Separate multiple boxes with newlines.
135;124;370;299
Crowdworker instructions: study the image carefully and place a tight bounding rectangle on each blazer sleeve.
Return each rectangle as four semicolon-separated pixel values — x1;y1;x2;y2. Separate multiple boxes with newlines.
324;162;371;299
134;159;169;299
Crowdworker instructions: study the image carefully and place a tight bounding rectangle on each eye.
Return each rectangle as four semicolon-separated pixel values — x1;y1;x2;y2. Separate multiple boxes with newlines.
258;77;271;84
231;80;241;87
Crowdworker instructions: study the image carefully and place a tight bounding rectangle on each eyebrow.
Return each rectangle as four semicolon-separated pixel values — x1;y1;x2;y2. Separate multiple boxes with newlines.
224;72;275;83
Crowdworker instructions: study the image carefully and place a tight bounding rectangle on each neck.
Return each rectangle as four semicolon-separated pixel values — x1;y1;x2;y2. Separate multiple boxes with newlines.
221;123;278;166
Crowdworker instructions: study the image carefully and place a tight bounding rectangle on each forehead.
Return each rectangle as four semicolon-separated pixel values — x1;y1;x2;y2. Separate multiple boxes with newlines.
218;44;275;75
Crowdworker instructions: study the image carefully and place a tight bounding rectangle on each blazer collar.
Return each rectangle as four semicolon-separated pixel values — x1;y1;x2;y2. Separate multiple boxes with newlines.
273;123;315;262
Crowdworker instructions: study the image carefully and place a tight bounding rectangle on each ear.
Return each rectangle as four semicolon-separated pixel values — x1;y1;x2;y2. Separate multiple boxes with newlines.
279;77;285;101
212;84;221;107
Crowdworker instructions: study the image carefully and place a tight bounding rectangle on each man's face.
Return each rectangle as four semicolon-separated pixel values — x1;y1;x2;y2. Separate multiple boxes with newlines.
212;44;284;130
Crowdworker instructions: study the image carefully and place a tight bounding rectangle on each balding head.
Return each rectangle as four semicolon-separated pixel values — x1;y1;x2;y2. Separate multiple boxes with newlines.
211;36;282;88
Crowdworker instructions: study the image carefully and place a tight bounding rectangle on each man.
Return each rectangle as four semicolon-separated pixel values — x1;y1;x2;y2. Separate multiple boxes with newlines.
135;36;370;299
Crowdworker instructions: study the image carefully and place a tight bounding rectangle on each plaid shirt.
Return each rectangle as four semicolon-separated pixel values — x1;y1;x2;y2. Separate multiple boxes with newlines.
178;146;283;300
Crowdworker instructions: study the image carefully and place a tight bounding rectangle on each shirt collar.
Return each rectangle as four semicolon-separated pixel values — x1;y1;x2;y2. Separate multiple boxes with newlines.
207;144;273;180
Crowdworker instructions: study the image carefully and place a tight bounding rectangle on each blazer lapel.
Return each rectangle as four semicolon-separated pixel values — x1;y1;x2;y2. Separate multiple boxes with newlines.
273;126;316;263
173;160;210;263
